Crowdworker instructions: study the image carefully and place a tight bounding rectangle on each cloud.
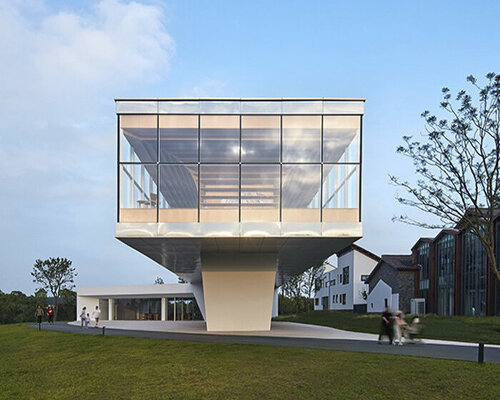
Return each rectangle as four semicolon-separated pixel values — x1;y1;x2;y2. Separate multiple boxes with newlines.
0;0;174;187
1;0;174;112
0;0;177;293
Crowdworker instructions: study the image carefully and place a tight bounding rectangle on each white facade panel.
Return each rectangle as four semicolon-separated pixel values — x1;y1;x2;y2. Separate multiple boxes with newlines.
314;247;378;312
366;280;393;313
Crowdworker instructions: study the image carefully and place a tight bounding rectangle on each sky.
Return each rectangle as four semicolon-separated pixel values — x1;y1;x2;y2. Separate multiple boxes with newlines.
1;0;499;294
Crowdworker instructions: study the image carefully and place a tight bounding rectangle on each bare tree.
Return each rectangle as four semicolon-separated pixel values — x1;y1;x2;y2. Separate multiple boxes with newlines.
302;263;324;311
32;257;77;321
282;274;304;313
390;72;500;282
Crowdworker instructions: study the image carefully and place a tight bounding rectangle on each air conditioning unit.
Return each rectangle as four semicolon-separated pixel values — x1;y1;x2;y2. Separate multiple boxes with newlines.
411;298;426;315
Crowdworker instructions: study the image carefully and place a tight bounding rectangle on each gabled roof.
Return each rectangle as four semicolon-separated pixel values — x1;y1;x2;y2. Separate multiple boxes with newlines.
365;254;417;283
455;208;500;230
411;237;433;251
336;243;380;262
434;228;459;241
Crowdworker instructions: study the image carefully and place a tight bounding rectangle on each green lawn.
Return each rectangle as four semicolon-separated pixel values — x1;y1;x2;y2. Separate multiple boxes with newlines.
274;311;500;344
0;324;499;399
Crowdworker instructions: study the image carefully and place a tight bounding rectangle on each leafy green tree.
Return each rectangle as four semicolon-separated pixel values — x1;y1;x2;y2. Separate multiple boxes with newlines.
31;257;77;321
391;72;500;282
55;289;77;321
0;290;42;323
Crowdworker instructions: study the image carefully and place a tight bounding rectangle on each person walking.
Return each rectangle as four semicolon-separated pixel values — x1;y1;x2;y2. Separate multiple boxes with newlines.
80;307;87;328
46;305;54;324
378;307;394;344
35;305;44;325
92;306;101;328
393;311;408;345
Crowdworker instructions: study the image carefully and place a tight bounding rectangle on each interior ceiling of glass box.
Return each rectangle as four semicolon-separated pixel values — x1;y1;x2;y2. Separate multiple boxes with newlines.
122;126;357;209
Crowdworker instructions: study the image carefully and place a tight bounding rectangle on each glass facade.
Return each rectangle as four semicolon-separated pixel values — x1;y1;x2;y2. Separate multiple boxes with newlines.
435;234;455;316
112;297;202;321
462;232;487;316
113;298;161;320
118;99;362;224
416;242;430;305
166;297;202;321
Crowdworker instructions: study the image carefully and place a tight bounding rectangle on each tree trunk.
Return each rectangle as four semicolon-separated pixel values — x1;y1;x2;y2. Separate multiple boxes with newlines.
53;291;59;322
485;244;500;282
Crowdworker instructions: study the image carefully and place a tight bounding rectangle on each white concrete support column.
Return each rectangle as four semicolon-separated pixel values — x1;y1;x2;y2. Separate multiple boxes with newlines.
173;297;177;321
108;298;114;320
161;298;166;321
202;253;277;332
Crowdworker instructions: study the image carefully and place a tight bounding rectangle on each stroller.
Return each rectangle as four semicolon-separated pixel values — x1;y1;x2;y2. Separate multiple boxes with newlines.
404;316;422;344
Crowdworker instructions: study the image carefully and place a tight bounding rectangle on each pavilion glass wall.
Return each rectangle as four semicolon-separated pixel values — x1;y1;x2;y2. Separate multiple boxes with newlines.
113;298;161;320
166;297;202;321
416;243;430;306
462;232;487;316
118;105;362;224
435;235;455;316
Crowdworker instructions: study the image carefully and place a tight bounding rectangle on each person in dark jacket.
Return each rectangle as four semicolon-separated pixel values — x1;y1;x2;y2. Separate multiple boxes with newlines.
377;307;394;344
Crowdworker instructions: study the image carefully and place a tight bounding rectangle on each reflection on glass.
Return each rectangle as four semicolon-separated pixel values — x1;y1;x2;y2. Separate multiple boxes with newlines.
114;298;161;320
200;101;240;114
417;243;430;307
200;164;239;222
282;116;321;162
120;115;157;162
462;232;486;316
167;298;175;320
116;101;157;114
183;298;202;320
282;164;321;222
166;297;202;320
322;164;358;212
241;116;280;162
200;116;239;162
241;165;280;222
323;101;364;115
160;115;198;162
175;298;184;320
120;164;157;222
159;165;198;222
436;235;455;316
241;101;281;114
323;116;360;162
282;101;322;114
159;101;200;114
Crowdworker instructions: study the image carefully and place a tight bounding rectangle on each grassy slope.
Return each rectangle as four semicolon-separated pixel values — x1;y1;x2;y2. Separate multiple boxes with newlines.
0;324;500;400
274;311;500;344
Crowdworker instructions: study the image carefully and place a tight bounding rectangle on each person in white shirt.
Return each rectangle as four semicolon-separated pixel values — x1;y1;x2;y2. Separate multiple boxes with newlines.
92;306;102;328
80;307;87;328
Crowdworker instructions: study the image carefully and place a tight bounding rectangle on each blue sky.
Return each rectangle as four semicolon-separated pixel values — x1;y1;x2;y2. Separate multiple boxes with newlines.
1;0;499;293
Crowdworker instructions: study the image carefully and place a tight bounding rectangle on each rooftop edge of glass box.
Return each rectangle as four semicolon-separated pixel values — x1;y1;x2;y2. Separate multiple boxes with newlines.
115;98;365;115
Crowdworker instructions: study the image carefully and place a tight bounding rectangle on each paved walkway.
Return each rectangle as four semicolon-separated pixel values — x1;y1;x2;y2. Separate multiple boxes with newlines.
28;321;500;364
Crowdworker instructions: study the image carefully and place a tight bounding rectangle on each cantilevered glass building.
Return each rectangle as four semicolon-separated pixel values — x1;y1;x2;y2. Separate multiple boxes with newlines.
115;98;364;331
